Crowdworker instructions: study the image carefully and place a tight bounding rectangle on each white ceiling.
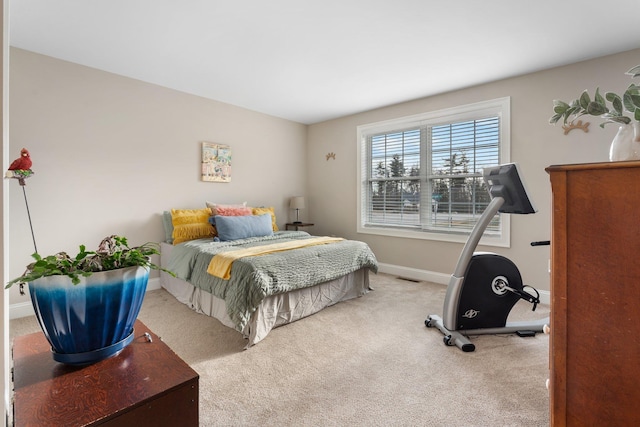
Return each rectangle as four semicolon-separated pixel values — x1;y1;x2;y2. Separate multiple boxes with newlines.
9;0;640;124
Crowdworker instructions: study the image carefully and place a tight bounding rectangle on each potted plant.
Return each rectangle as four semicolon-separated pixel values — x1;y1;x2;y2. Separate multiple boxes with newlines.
6;235;174;365
549;65;640;161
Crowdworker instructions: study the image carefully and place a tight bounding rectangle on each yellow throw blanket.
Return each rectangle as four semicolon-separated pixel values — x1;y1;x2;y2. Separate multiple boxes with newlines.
207;236;344;279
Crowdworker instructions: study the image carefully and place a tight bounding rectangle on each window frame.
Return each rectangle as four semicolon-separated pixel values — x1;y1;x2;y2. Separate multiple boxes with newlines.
356;97;511;247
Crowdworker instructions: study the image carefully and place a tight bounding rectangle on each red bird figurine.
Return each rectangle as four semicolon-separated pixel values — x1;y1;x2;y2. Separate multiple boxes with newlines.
9;148;32;171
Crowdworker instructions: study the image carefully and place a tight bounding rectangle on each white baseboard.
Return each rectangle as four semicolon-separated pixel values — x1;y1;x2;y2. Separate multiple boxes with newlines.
147;276;161;291
377;262;550;305
9;301;35;320
378;262;450;284
9;276;162;320
539;290;551;305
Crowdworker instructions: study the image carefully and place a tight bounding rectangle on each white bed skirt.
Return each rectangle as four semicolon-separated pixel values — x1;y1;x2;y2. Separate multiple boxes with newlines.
160;242;371;347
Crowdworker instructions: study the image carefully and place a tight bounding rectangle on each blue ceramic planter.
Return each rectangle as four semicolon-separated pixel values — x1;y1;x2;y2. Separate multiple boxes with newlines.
28;265;149;365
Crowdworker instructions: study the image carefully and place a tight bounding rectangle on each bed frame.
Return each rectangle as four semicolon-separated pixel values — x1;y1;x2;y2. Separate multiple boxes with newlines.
159;242;371;347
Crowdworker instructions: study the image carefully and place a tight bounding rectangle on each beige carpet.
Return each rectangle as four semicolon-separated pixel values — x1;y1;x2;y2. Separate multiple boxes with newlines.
10;273;550;426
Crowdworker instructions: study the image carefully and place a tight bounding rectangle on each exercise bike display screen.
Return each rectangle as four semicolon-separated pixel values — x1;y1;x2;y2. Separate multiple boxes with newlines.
482;163;536;214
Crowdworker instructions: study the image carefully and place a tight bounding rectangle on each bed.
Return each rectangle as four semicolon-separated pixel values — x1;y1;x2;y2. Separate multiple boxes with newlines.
159;208;378;347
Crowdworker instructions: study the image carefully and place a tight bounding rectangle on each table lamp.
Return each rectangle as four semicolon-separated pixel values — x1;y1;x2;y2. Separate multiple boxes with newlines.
290;196;305;224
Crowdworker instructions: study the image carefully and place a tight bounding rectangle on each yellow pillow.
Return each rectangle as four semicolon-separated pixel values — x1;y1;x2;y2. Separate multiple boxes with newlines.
251;207;279;231
171;208;215;244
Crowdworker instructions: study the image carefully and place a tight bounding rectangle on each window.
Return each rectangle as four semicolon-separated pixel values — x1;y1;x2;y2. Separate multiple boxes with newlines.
357;97;510;247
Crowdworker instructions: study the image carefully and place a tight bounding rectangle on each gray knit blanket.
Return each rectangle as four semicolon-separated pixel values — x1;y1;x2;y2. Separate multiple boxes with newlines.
167;231;378;332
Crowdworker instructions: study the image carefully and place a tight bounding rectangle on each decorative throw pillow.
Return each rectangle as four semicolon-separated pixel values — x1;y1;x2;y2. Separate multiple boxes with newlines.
171;208;215;244
206;201;247;215
215;214;274;241
251;207;279;231
162;211;174;244
215;205;252;216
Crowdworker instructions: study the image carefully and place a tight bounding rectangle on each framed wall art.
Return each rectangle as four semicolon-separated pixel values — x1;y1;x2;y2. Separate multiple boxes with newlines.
201;142;231;182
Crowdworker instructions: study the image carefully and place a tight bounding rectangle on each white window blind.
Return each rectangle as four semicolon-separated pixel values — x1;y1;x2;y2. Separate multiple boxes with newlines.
357;97;510;246
367;128;421;227
427;117;499;234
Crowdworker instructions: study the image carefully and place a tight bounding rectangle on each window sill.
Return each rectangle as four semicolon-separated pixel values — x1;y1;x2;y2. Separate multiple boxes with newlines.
357;224;509;248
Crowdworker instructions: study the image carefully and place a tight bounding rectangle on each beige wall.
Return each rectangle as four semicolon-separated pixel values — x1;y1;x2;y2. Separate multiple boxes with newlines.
8;48;307;307
307;48;640;294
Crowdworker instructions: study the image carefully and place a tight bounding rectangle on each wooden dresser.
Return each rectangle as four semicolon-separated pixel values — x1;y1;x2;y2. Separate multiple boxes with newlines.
546;161;640;426
13;320;199;427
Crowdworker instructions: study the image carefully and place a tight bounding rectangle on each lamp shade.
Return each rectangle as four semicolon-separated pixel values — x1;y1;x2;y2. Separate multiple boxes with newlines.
289;196;305;210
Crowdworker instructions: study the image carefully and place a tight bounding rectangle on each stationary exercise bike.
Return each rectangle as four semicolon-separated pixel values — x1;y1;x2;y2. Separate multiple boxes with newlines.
425;163;549;352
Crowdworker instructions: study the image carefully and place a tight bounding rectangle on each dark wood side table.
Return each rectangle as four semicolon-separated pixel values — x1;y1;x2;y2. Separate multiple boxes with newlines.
12;320;199;427
285;222;314;231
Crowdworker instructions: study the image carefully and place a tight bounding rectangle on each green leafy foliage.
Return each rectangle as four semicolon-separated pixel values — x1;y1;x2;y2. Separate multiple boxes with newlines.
549;65;640;128
6;235;175;288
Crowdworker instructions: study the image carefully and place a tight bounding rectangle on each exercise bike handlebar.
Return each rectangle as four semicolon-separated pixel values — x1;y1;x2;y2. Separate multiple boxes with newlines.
451;196;505;278
530;240;550;246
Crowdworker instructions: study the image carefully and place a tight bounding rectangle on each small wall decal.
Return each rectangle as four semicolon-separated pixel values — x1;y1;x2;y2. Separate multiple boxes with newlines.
562;120;590;135
326;152;336;161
